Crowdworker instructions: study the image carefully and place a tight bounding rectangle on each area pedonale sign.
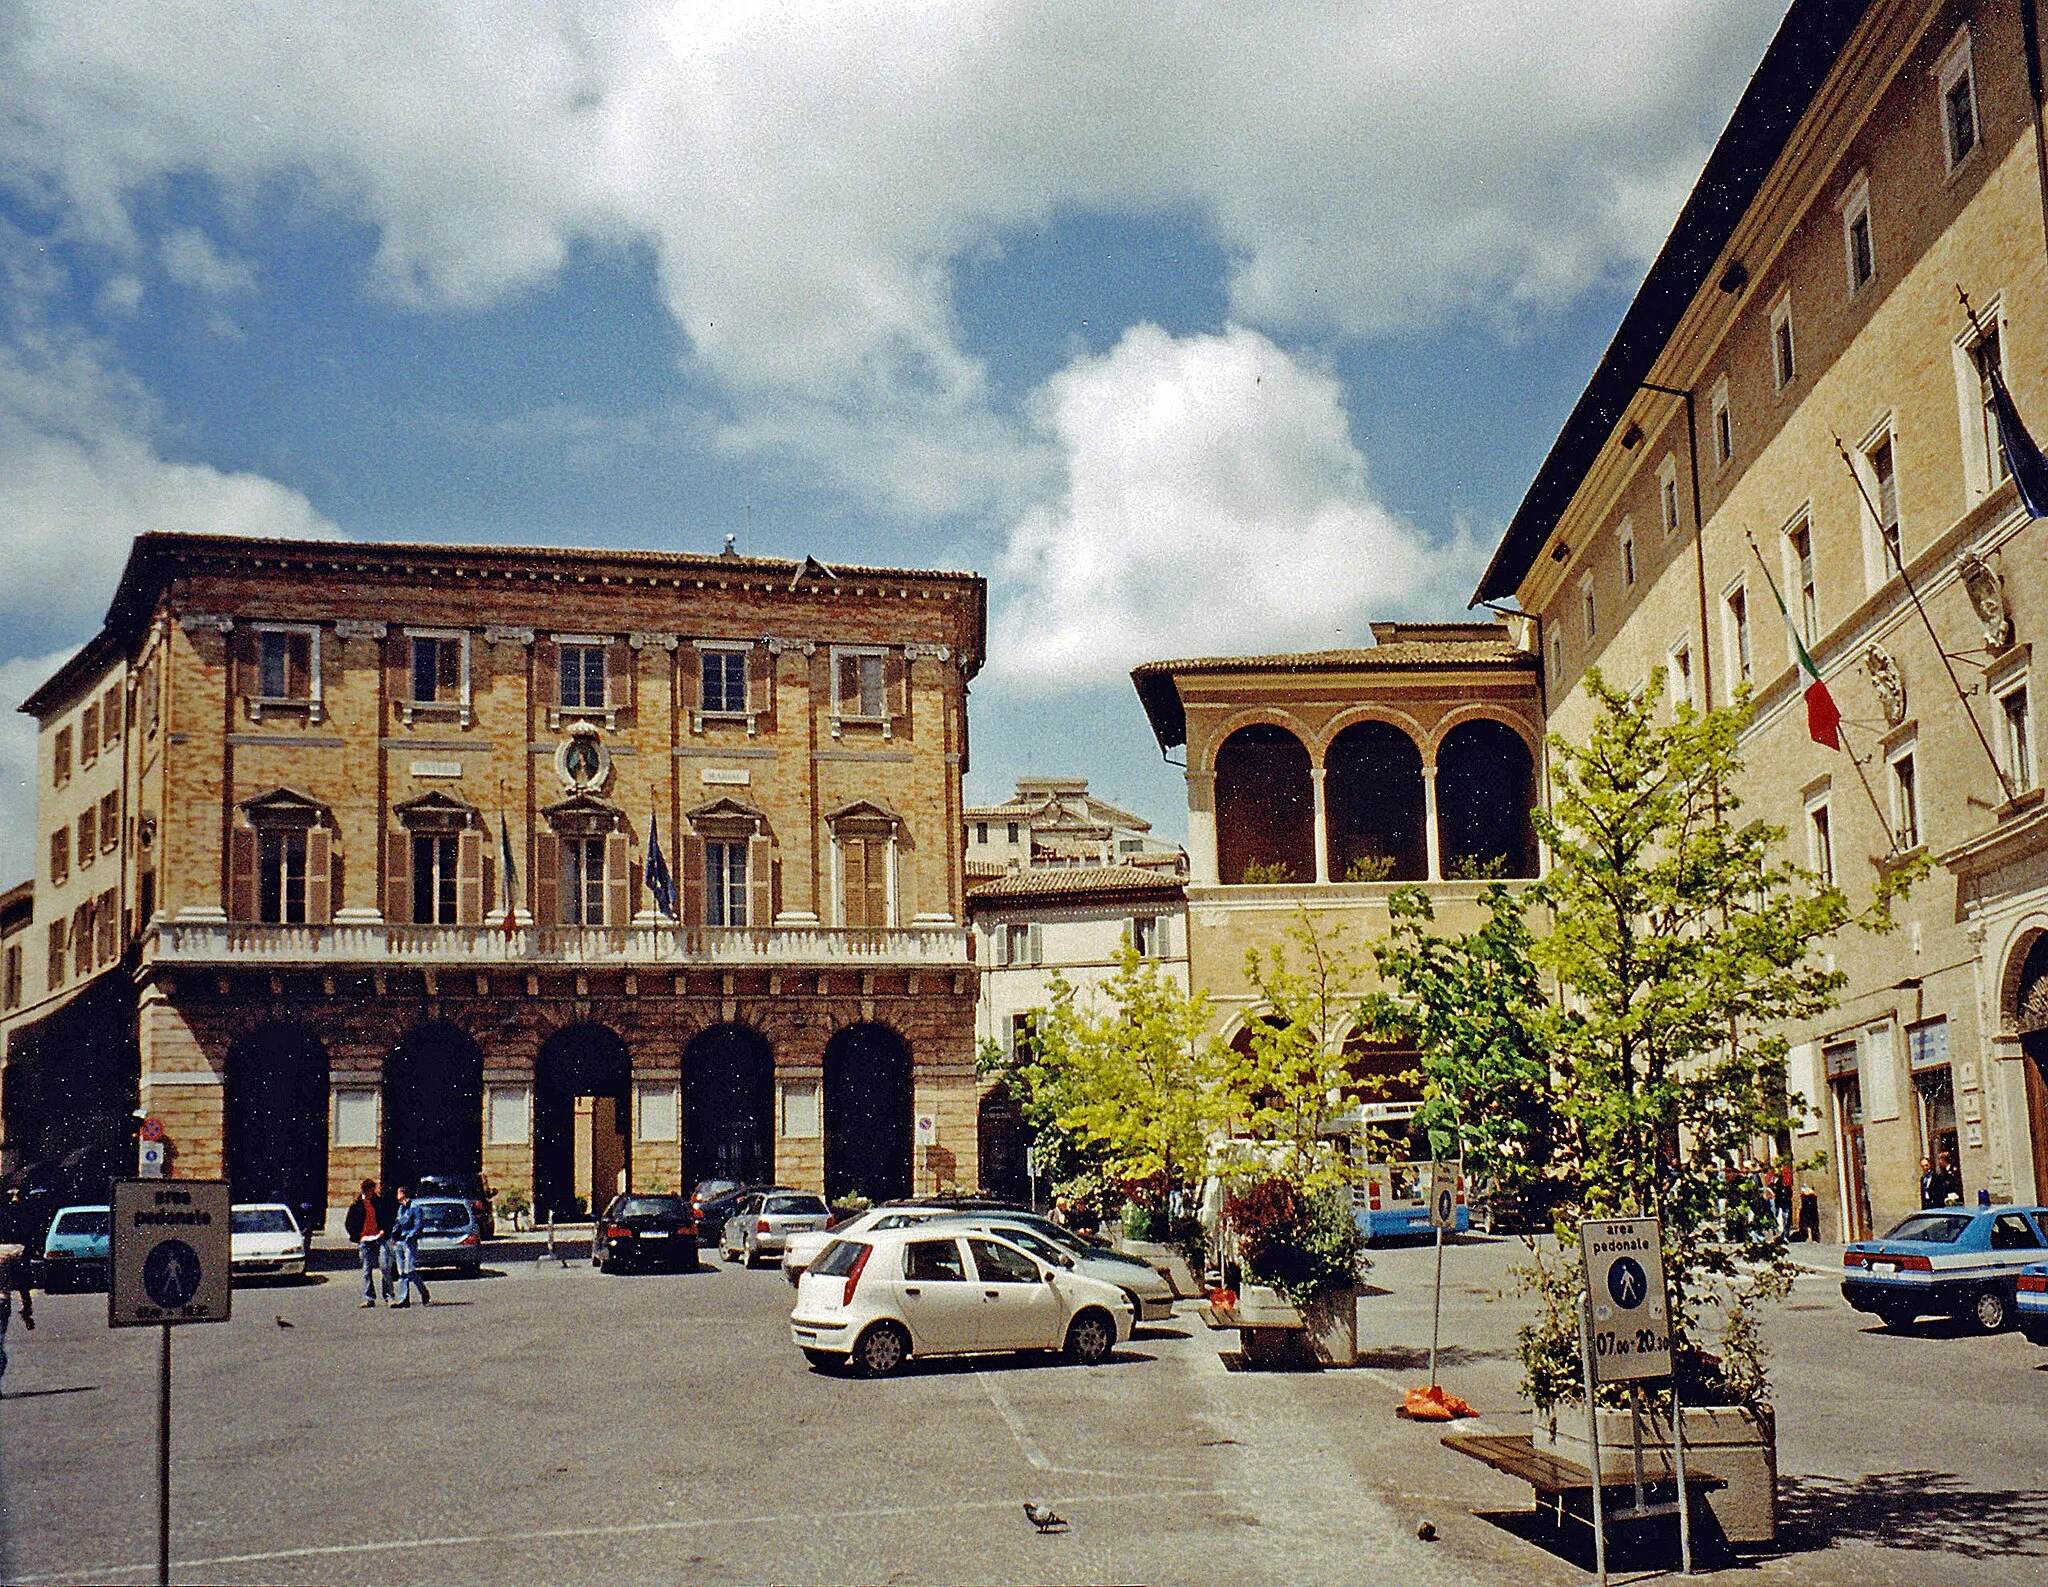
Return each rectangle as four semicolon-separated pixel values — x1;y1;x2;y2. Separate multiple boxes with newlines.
1578;1216;1670;1383
110;1180;231;1329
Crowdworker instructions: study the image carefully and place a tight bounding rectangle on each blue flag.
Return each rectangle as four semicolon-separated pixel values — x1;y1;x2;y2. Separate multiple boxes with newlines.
645;810;678;920
1985;357;2048;520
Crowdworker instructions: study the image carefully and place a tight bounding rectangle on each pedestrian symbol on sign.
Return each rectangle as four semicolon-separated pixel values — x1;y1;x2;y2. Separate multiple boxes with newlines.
143;1239;204;1311
1607;1256;1647;1309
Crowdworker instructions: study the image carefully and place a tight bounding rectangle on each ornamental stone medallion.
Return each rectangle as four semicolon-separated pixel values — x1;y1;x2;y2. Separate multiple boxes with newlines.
555;721;613;795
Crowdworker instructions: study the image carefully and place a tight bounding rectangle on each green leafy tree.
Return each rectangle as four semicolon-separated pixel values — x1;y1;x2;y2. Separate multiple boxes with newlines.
1519;669;1917;1407
1359;882;1553;1205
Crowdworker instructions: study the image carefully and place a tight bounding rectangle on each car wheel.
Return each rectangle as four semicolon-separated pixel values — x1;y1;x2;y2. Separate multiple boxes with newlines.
1876;1304;1916;1331
851;1321;910;1378
1973;1287;2013;1333
1064;1308;1115;1366
801;1347;841;1370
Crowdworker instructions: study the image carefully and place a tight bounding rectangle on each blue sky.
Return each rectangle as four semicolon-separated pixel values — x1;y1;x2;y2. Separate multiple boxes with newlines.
0;1;1789;881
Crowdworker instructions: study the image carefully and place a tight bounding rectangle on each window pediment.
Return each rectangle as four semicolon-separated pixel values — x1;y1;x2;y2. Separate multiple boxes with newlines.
685;797;770;841
393;791;479;834
541;792;624;839
238;787;330;830
826;798;903;841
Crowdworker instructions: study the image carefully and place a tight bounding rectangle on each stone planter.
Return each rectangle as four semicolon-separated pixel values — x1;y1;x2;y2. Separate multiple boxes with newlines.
1535;1402;1777;1544
1114;1238;1201;1297
1300;1286;1359;1366
1235;1285;1318;1368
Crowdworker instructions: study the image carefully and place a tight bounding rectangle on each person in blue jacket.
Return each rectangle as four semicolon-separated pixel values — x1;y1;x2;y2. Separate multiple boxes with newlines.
388;1185;431;1309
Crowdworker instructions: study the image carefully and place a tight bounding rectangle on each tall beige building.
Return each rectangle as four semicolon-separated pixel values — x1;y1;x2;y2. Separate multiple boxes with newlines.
1478;0;2048;1236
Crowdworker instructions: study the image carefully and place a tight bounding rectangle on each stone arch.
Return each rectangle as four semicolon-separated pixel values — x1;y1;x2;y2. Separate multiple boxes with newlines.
1325;720;1427;882
2005;927;2048;1204
533;1022;631;1218
1195;707;1318;774
1215;723;1315;885
1317;704;1429;761
1425;704;1541;762
823;1022;913;1202
682;1022;775;1187
1434;718;1538;879
224;1022;329;1222
382;1022;484;1193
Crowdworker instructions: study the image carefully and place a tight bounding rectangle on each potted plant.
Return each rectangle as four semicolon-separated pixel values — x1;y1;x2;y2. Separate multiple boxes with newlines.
1224;1176;1365;1366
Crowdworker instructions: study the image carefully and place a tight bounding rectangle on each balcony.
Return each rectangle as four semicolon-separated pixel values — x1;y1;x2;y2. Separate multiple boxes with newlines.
145;920;974;970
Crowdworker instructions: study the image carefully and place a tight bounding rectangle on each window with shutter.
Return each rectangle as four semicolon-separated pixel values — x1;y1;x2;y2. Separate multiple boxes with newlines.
457;831;484;926
230;828;259;921
98;889;120;963
103;684;122;744
258;830;308;923
706;840;748;926
81;704;98;765
306;829;332;925
412;833;459;923
830;648;890;736
250;626;321;721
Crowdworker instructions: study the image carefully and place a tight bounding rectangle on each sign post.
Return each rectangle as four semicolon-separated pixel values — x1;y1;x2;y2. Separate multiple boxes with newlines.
110;1180;232;1587
1578;1215;1690;1582
1424;1160;1458;1387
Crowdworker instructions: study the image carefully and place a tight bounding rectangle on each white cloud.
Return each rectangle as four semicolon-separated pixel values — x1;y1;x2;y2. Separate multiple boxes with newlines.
0;0;1785;514
0;645;78;886
160;226;255;295
989;324;1483;693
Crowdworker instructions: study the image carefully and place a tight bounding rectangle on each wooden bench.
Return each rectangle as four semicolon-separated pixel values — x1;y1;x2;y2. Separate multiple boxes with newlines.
1442;1432;1723;1534
1199;1302;1312;1367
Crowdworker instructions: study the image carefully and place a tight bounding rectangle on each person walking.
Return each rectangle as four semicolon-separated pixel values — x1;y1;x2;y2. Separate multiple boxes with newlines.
344;1179;389;1307
0;1237;34;1396
1773;1165;1794;1237
388;1185;431;1309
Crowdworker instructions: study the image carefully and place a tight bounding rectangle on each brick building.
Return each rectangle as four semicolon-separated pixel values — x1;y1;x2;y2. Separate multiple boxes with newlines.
1476;0;2048;1234
0;533;986;1224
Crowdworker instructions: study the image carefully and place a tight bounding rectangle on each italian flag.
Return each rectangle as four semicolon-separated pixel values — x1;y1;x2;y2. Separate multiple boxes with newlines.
1763;578;1841;750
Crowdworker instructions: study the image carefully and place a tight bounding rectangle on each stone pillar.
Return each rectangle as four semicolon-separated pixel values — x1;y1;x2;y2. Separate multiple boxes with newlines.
774;1031;826;1195
1186;770;1219;885
1422;765;1442;882
138;991;226;1181
1311;766;1330;884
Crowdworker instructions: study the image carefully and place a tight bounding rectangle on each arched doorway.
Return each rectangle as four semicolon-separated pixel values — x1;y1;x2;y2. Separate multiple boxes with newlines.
1325;721;1427;881
2012;930;2048;1203
1215;724;1314;884
225;1023;329;1224
535;1024;632;1219
682;1024;774;1188
1435;719;1537;879
824;1024;912;1202
383;1024;484;1194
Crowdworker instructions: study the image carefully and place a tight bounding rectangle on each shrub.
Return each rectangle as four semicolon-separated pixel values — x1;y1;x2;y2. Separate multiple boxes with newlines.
1224;1177;1362;1305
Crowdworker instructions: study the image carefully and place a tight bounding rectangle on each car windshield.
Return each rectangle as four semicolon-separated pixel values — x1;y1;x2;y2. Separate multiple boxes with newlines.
418;1203;470;1231
53;1209;109;1237
232;1208;297;1234
1881;1213;1973;1244
810;1239;868;1278
418;1178;477;1198
618;1197;689;1218
984;1225;1069;1264
766;1194;826;1216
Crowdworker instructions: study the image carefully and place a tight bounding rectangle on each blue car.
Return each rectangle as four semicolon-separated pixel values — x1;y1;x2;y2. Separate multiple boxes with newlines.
2019;1263;2047;1346
1841;1205;2048;1333
38;1203;111;1292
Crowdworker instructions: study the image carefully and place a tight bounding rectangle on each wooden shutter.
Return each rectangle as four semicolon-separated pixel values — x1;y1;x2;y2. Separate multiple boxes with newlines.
682;835;706;926
747;644;774;731
533;833;559;925
228;827;258;921
991;922;1008;965
385;830;411;923
605;639;633;714
456;830;484;926
842;838;867;927
868;841;890;928
1027;922;1043;965
885;650;908;724
305;828;332;925
604;830;630;925
747;833;773;928
383;635;409;721
231;629;259;701
532;638;557;710
678;646;702;729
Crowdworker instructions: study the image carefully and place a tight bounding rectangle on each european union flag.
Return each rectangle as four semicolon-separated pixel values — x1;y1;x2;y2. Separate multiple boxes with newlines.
645;810;678;920
1984;356;2048;520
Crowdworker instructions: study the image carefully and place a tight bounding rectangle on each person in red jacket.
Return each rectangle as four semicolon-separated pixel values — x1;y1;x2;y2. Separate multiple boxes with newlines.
343;1179;391;1306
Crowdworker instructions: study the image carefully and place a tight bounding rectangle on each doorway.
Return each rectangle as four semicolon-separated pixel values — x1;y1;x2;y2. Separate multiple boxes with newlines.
383;1024;483;1193
535;1024;632;1218
823;1024;912;1202
225;1024;329;1223
1830;1068;1872;1241
682;1024;774;1189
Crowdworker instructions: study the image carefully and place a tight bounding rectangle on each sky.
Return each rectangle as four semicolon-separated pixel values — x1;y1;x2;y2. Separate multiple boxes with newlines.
0;0;1791;883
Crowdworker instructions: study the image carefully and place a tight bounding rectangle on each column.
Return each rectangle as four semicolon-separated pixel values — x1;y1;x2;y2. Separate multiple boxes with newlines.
1422;765;1442;882
1186;770;1219;885
1311;766;1330;884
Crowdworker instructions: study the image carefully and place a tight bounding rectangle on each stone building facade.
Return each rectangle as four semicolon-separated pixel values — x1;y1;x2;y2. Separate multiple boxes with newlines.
1476;0;2048;1235
2;533;986;1224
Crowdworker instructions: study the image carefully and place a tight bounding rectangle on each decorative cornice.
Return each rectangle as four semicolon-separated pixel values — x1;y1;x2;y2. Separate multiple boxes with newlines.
178;613;235;634
484;625;535;647
903;643;953;662
766;636;817;656
628;631;678;651
334;619;388;641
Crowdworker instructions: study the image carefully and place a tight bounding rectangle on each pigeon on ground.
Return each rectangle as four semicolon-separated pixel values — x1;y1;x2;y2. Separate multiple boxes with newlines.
274;1316;294;1328
1022;1503;1067;1533
1416;1519;1437;1542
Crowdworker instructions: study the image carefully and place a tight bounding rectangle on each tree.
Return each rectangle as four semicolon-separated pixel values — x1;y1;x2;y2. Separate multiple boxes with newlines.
1359;882;1553;1208
1518;670;1917;1407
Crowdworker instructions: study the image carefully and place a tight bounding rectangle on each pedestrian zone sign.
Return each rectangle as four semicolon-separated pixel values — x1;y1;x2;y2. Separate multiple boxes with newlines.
110;1180;231;1329
1426;1161;1460;1231
1579;1216;1670;1383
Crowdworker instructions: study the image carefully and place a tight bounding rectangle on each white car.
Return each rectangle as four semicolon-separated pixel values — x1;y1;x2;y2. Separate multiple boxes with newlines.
780;1204;960;1285
229;1203;306;1280
790;1227;1134;1376
935;1215;1178;1323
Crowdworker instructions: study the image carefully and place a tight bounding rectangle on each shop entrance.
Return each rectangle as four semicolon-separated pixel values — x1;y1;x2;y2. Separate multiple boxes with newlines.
535;1024;631;1219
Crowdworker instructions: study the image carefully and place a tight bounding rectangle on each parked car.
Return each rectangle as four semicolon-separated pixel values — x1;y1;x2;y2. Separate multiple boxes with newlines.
410;1197;484;1272
415;1173;495;1238
230;1203;306;1280
721;1191;830;1266
780;1203;980;1285
37;1204;111;1292
934;1214;1177;1322
790;1228;1133;1375
2020;1263;2047;1346
1840;1205;2048;1331
694;1182;773;1246
593;1194;700;1273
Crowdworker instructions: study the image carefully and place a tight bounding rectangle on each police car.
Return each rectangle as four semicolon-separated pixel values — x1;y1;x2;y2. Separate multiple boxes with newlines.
1840;1205;2048;1333
2019;1263;2047;1347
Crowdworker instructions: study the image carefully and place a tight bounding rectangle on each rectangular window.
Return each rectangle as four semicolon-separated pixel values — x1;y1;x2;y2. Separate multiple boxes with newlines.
1842;174;1875;291
705;839;749;927
81;704;99;765
841;837;890;928
1711;379;1733;467
1130;915;1166;957
1668;643;1692;710
1009;1012;1035;1062
975;822;988;844
77;809;96;869
1940;29;1978;171
1867;432;1901;576
1771;296;1797;389
97;887;117;964
559;644;606;709
1909;1017;1950;1073
559;835;606;925
1892;750;1920;849
835;650;887;718
1724;584;1751;695
258;829;307;924
1619;520;1636;587
72;903;95;973
1006;821;1020;844
1580;576;1596;639
1788;519;1817;641
48;920;66;987
1659;455;1681;537
102;684;122;744
257;628;313;700
411;832;460;924
49;827;68;886
53;726;71;787
142;664;159;737
1808;801;1835;884
701;649;748;715
1549;629;1564;686
1974;325;2009;489
3;944;20;1010
1005;921;1030;965
100;791;120;851
411;636;463;703
2002;684;2034;791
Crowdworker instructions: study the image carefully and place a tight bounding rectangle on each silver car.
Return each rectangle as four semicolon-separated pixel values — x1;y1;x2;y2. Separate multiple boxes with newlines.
720;1191;830;1267
937;1215;1178;1323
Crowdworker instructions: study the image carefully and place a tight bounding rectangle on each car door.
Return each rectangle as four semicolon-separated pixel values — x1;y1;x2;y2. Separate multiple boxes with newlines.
966;1236;1062;1350
1988;1211;2047;1274
895;1236;982;1354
